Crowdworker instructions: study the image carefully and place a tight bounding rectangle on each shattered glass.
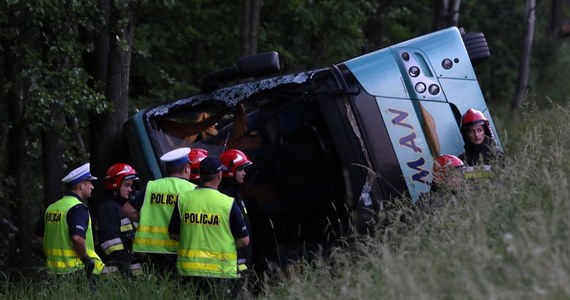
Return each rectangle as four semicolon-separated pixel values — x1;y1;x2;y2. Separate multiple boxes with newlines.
146;71;315;117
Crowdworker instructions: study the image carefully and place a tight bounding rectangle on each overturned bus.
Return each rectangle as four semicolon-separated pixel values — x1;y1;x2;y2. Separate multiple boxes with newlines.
123;26;502;270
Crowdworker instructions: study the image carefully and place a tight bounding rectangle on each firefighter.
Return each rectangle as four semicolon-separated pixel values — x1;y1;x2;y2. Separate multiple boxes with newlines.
432;154;465;192
459;109;504;166
219;149;253;274
34;163;104;290
188;148;208;185
169;156;249;298
95;163;142;278
122;147;197;274
420;154;468;207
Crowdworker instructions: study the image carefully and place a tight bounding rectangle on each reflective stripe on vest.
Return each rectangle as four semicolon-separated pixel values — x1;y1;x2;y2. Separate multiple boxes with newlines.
101;263;144;276
133;237;178;247
463;165;493;179
137;225;169;233
238;258;248;271
100;237;124;255
178;249;237;260
101;265;120;274
120;217;135;232
176;188;238;278
130;263;144;276
43;196;104;274
133;178;196;254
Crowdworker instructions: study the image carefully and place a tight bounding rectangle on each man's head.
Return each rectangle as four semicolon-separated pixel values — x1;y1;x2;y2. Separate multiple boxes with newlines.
220;149;252;184
199;157;228;185
104;163;139;199
160;147;192;179
62;163;98;199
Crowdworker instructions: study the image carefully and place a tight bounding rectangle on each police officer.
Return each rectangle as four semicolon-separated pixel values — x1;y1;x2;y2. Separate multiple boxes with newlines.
219;149;253;274
34;163;104;288
122;147;196;274
169;157;249;298
95;163;141;278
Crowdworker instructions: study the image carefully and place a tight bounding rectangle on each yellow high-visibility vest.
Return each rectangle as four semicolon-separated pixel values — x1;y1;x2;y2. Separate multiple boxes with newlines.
176;188;238;278
133;177;196;253
44;196;104;274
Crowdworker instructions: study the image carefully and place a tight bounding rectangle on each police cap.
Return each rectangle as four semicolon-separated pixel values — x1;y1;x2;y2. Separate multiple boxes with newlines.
161;147;191;168
62;163;98;186
199;157;228;174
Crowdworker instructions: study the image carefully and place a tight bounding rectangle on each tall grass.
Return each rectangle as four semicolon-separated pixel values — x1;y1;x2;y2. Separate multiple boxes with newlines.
3;101;570;299
0;268;230;299
258;102;570;299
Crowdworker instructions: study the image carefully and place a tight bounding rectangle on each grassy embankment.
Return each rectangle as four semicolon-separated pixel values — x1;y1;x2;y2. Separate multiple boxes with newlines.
2;102;570;299
261;102;570;299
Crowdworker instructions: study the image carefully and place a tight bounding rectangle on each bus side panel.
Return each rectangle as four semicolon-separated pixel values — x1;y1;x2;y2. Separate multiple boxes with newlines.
417;100;465;157
375;97;433;201
342;48;408;99
124;111;163;183
347;91;406;201
394;27;477;81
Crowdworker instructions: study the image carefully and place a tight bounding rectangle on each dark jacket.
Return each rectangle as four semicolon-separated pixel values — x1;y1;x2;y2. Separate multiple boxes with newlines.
95;190;136;274
459;136;504;166
219;178;253;271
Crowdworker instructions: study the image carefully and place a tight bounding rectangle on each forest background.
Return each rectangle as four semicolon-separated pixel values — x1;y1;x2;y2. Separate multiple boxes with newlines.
1;0;569;279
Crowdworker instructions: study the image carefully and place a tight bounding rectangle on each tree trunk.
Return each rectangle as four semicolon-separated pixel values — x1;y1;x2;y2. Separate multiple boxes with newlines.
449;0;461;27
3;37;32;271
66;115;87;158
96;0;111;84
550;0;562;35
363;3;387;52
249;0;260;55
39;20;68;208
240;0;252;56
240;0;261;57
82;0;110;86
434;0;461;30
434;0;450;30
89;0;133;207
42;105;65;207
85;0;110;175
11;90;32;272
511;0;536;111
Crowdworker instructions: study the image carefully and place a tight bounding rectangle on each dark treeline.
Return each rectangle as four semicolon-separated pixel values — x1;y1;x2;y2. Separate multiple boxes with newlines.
1;0;569;274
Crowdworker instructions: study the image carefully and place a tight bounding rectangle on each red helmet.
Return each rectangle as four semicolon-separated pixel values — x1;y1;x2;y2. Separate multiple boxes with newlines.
188;148;208;180
461;109;487;129
433;154;464;184
104;163;138;190
220;149;252;178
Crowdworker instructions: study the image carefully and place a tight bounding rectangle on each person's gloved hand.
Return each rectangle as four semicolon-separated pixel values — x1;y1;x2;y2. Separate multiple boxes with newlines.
82;257;95;275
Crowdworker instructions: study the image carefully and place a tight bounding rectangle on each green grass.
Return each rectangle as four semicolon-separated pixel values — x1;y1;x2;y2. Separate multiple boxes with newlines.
0;269;232;299
258;101;570;299
3;100;570;299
